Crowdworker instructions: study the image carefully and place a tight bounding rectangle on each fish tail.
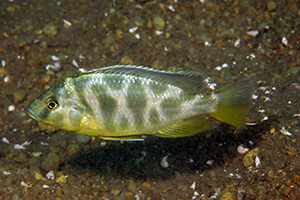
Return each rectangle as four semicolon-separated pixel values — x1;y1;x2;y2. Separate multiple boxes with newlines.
209;77;256;128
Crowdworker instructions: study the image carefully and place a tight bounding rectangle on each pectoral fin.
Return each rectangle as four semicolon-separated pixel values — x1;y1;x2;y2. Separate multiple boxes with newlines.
97;135;145;141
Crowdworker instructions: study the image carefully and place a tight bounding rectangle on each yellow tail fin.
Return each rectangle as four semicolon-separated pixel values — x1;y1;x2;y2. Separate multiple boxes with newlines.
209;77;255;128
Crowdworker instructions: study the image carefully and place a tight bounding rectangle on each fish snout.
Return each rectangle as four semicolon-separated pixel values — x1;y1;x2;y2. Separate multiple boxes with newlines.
27;105;41;121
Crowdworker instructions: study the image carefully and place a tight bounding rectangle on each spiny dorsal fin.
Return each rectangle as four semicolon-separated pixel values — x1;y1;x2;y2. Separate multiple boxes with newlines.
82;65;205;93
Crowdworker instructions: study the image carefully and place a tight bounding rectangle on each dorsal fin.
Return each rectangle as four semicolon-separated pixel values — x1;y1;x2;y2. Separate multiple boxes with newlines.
81;65;205;93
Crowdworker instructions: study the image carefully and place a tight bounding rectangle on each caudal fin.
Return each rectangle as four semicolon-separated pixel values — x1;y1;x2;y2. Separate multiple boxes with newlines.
209;77;256;128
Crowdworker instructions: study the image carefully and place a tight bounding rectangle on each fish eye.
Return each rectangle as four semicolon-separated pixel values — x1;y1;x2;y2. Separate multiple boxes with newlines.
46;99;59;110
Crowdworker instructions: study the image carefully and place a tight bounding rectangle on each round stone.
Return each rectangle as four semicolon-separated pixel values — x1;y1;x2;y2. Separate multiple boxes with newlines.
42;24;58;37
152;16;165;30
267;1;276;12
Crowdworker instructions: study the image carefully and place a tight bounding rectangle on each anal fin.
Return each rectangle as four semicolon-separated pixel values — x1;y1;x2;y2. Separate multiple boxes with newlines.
156;118;212;138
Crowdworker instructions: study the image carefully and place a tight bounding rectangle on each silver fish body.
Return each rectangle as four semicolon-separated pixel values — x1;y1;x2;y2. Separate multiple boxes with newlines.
27;65;255;141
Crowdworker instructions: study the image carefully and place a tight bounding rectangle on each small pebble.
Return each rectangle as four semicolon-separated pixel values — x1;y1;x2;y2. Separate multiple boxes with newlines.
190;181;196;190
13;89;27;104
34;171;47;181
255;156;261;168
167;5;175;12
20;181;30;188
46;171;55;180
72;59;79;68
3;171;11;175
14;144;25;150
234;38;241;47
141;182;152;192
22;140;31;146
215;66;222;71
206;160;214;165
127;181;138;193
43;74;51;83
4;75;10;83
100;142;106;147
160;156;170;168
116;29;123;38
147;20;153;29
237;145;249;154
14;152;27;163
2;137;10;144
222;63;228;68
282;37;288;46
210;188;221;199
152;16;165;30
42;24;58;37
237;188;246;200
155;30;163;35
219;191;236;200
12;194;21;200
63;19;72;28
50;55;59;61
40;142;49;146
110;189;121;195
291;83;300;89
0;67;5;77
204;18;213;27
46;62;62;72
78;68;87;73
280;127;292;136
53;62;62;71
125;192;134;200
42;185;50;189
41;153;61;171
67;143;81;156
56;175;67;184
38;122;58;133
121;56;134;65
243;148;259;168
129;27;138;33
247;30;259;37
267;1;276;12
135;33;140;39
79;54;86;60
32;152;42;157
56;187;63;196
204;41;211;46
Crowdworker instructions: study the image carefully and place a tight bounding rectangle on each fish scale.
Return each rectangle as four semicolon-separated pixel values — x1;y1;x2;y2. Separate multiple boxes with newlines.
27;65;255;141
77;73;192;136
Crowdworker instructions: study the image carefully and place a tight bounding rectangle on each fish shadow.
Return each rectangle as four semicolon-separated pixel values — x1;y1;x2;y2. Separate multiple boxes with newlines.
66;119;272;181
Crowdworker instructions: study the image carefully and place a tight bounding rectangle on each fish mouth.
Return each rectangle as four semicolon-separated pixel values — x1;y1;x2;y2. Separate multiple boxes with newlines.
26;105;41;121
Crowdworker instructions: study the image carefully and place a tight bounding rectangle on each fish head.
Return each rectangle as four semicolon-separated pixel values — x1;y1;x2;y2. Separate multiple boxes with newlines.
27;79;85;132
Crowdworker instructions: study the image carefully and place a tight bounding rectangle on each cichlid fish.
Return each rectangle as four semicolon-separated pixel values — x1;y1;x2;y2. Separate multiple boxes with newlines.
27;65;255;141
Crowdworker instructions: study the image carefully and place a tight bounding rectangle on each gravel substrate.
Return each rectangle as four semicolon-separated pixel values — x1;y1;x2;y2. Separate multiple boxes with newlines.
0;0;299;199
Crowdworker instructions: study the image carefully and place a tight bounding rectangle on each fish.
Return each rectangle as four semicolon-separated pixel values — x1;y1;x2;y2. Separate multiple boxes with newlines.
27;65;256;141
